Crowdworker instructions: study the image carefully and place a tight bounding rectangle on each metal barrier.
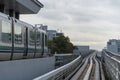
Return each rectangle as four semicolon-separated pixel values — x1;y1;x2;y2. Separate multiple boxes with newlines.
55;54;78;68
70;56;89;80
33;56;81;80
103;51;120;80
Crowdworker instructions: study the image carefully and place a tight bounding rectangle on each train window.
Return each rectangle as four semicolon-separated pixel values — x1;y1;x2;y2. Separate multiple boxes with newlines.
14;24;22;44
42;33;44;47
29;29;35;46
1;20;11;43
36;31;41;46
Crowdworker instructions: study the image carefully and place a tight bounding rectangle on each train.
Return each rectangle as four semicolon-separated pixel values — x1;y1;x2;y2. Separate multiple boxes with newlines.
0;12;48;61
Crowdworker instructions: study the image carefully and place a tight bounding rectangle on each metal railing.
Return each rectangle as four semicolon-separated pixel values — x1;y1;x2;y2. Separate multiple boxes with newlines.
33;56;81;80
70;56;89;80
103;51;120;80
55;54;78;68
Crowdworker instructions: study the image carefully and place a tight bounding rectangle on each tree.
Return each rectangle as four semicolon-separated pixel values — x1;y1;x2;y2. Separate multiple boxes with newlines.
48;36;74;54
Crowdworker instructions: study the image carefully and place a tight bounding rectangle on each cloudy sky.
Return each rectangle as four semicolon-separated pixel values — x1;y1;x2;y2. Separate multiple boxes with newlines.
20;0;120;50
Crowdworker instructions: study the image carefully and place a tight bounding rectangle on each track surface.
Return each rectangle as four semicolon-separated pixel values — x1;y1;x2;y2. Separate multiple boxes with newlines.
71;52;101;80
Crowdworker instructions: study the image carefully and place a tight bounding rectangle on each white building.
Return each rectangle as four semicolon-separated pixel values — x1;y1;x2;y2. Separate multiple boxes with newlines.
47;30;64;40
47;30;57;40
107;39;120;54
73;46;90;55
35;24;48;31
40;25;48;31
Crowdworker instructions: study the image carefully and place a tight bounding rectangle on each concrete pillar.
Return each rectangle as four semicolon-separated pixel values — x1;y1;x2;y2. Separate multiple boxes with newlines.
9;10;20;19
15;12;19;19
0;4;5;13
9;9;15;18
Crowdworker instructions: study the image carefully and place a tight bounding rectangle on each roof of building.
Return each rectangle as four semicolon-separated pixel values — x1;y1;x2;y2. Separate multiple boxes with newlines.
0;0;44;14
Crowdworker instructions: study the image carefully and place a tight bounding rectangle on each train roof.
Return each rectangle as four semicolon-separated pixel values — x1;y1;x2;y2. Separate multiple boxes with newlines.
0;12;10;20
35;27;47;33
54;54;73;56
13;18;33;28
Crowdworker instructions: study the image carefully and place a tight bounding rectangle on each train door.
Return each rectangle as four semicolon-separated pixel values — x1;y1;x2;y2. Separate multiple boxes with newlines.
12;21;24;60
0;18;12;60
33;28;37;58
34;30;42;58
27;28;35;58
23;27;28;58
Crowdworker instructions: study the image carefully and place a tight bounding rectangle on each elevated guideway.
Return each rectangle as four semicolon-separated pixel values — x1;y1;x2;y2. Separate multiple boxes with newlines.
33;51;105;80
0;57;55;80
0;54;78;80
0;51;107;80
71;52;102;80
34;55;82;80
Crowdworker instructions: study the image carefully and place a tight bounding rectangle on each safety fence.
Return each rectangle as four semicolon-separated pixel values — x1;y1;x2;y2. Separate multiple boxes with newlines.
103;51;120;80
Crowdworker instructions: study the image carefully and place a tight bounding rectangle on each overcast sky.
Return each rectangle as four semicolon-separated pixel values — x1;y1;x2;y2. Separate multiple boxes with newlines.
20;0;120;50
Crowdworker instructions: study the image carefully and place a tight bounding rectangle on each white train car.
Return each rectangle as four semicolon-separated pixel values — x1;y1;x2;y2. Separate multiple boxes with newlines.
0;12;12;60
0;12;48;61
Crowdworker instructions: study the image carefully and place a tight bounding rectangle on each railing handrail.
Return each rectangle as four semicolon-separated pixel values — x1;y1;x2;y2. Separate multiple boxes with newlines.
33;56;81;80
104;50;120;80
105;52;120;63
54;53;73;56
104;50;120;57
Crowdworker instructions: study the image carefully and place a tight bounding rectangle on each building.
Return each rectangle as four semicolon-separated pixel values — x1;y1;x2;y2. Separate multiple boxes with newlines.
47;30;64;40
35;24;48;31
73;45;90;56
107;39;120;54
56;33;64;37
40;25;48;31
0;0;43;19
47;30;57;40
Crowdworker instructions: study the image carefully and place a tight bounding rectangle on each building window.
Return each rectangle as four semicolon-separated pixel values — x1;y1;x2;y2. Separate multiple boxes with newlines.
29;29;35;46
42;33;44;47
36;31;41;46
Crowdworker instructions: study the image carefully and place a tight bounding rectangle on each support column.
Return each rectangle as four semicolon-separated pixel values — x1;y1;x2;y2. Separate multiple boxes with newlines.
15;12;19;19
0;4;5;13
9;9;15;17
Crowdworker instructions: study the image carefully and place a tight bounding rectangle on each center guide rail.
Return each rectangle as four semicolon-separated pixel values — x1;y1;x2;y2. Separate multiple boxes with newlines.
71;51;101;80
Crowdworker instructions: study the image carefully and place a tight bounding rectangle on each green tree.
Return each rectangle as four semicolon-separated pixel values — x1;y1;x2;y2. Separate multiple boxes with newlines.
48;36;74;54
